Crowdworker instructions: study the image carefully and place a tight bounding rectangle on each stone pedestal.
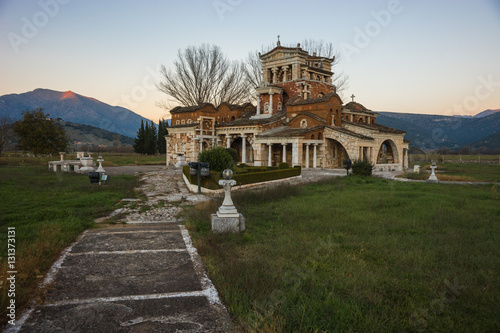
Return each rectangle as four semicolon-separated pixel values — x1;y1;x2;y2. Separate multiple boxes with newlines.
79;157;94;173
175;154;187;168
427;164;438;182
211;178;245;233
96;156;106;173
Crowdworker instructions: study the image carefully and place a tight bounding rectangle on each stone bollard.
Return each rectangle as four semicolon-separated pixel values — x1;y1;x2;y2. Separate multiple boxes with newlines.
96;155;106;173
211;169;245;233
427;162;439;182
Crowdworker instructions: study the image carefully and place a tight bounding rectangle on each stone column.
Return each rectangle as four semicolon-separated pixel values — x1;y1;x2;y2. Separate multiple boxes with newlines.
256;97;261;115
164;135;171;166
241;134;247;164
404;148;409;169
268;143;272;166
292;141;299;166
226;135;231;148
305;144;310;168
282;66;289;81
271;67;278;83
313;144;318;168
282;143;287;163
199;138;203;153
269;93;273;115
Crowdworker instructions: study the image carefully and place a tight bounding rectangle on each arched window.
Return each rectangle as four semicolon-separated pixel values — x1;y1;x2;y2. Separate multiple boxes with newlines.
311;134;315;139
231;116;235;121
300;119;307;128
187;119;192;124
181;119;185;124
176;120;180;125
277;102;282;111
318;133;322;140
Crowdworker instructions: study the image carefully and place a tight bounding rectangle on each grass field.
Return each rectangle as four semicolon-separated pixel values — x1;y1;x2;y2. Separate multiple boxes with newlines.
401;163;500;182
410;154;499;163
0;166;140;327
185;177;500;332
0;152;165;167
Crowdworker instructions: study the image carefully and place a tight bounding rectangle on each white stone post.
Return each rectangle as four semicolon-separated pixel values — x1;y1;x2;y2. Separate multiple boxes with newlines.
268;143;272;166
256;98;261;115
269;93;273;115
282;143;287;163
305;144;310;168
241;134;247;164
226;135;231;148
313;144;318;168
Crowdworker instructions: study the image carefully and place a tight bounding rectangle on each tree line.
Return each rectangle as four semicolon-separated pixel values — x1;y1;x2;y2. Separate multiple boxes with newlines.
133;119;169;155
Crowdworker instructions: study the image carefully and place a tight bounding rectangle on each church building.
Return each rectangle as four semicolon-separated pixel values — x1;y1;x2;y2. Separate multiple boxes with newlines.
165;40;409;170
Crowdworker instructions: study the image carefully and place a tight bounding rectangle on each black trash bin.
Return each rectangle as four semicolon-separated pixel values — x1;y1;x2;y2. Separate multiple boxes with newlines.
89;172;99;183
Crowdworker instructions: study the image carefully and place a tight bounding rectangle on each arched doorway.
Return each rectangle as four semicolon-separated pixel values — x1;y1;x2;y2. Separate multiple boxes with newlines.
377;140;398;164
326;139;350;168
230;137;254;163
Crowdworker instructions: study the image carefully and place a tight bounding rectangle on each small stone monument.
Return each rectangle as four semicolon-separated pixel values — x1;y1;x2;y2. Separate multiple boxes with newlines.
79;156;94;173
175;153;187;168
427;162;439;182
95;155;106;173
413;165;420;173
211;169;245;233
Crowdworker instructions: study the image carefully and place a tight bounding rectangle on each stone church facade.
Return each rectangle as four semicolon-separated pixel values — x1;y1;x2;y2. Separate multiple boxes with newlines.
165;41;409;171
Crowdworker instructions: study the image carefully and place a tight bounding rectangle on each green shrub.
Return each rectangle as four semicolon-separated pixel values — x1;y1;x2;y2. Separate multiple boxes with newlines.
239;163;247;168
233;167;301;185
279;162;289;169
198;146;235;172
182;165;192;183
352;159;374;176
224;148;238;164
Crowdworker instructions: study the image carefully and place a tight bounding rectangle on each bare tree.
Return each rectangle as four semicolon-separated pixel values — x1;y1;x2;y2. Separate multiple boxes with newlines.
0;116;12;155
157;44;252;108
243;51;262;89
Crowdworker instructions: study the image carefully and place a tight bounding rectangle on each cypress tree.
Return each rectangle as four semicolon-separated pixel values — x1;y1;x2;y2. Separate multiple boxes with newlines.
157;118;168;154
133;120;145;154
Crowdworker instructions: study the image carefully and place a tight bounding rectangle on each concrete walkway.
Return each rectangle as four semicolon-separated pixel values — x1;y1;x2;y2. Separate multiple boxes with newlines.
8;168;232;333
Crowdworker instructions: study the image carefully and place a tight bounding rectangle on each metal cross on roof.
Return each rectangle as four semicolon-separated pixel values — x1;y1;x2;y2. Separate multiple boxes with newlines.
351;94;355;102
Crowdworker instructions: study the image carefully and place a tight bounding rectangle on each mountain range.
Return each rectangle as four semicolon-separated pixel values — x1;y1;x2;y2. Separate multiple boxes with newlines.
0;89;151;138
0;89;498;151
376;110;500;150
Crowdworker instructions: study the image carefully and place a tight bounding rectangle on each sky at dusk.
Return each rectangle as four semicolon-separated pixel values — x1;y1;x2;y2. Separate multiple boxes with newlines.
1;0;499;121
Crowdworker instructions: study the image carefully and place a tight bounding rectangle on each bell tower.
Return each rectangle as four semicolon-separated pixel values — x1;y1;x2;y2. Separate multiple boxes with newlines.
252;39;337;119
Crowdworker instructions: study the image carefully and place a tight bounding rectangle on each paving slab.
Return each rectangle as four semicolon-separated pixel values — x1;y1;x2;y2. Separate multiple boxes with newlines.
71;230;185;253
45;250;201;301
20;296;230;332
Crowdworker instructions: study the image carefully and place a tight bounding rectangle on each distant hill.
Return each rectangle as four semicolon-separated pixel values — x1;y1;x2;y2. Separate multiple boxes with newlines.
452;109;500;119
58;119;134;148
376;111;500;150
0;89;151;138
4;119;134;151
469;131;500;149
